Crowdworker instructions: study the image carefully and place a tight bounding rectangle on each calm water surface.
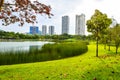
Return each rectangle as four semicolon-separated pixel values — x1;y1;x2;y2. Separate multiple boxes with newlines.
0;41;51;52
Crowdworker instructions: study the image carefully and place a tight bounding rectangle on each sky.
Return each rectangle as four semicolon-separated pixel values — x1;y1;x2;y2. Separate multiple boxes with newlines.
0;0;120;35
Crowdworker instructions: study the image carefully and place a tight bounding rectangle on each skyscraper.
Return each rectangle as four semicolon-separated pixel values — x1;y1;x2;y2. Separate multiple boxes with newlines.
62;16;69;34
30;26;39;34
49;26;54;35
75;14;85;35
42;25;47;35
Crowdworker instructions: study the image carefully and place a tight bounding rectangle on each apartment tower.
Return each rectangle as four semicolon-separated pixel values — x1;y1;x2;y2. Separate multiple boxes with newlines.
75;14;85;35
62;16;69;34
42;25;47;35
49;26;54;35
30;26;39;34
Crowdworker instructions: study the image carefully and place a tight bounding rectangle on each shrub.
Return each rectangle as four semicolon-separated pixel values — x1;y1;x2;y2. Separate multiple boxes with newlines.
40;42;88;58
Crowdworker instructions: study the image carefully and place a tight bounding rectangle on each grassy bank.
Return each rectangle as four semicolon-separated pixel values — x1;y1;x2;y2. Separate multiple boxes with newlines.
0;42;120;80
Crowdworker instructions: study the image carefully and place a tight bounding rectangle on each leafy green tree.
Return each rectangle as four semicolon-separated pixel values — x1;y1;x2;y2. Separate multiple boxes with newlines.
111;24;120;54
101;34;108;50
60;33;71;40
86;9;112;57
107;28;112;51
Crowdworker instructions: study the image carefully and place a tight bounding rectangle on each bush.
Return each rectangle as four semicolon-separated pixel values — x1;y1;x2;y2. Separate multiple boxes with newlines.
40;42;88;58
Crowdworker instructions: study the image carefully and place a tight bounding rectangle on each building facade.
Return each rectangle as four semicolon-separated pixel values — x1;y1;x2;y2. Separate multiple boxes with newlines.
75;14;85;35
49;26;54;35
30;26;39;34
62;16;69;34
42;25;47;35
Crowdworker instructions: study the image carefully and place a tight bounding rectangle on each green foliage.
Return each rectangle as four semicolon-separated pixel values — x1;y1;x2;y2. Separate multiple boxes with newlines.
86;9;112;57
111;24;120;53
0;41;88;65
87;9;112;35
0;30;40;39
41;42;88;58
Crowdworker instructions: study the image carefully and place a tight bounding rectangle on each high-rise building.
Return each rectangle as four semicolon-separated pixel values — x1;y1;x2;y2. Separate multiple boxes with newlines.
30;26;39;34
49;26;54;35
75;14;85;35
42;25;47;35
62;16;69;34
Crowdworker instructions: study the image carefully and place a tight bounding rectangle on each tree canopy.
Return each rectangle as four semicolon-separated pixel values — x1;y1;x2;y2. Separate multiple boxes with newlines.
0;0;53;26
87;10;112;36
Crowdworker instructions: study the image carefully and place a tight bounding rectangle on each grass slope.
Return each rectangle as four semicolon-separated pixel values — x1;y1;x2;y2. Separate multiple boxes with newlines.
0;42;120;80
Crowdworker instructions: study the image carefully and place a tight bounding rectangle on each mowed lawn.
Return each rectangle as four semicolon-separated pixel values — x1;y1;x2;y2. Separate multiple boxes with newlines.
0;42;120;80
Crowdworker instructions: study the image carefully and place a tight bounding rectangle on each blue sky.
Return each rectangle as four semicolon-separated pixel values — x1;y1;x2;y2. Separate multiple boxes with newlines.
0;0;120;35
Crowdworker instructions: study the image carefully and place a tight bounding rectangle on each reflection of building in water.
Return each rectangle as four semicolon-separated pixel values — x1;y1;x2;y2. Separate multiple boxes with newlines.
29;45;39;52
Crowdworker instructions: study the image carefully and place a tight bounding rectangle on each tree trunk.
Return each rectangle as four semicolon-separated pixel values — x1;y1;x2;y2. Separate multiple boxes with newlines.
96;36;98;57
116;46;118;54
104;43;106;50
108;45;110;51
108;34;111;51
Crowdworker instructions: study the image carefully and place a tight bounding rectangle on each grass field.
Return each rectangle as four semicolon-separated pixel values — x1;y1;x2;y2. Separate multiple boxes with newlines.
0;42;120;80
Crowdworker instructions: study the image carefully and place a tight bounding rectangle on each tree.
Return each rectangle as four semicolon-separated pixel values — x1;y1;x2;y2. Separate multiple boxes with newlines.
111;24;120;54
86;9;112;57
107;28;112;51
0;0;53;26
101;33;108;50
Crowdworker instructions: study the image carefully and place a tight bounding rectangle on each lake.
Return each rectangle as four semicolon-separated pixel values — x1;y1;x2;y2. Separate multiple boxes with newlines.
0;41;52;52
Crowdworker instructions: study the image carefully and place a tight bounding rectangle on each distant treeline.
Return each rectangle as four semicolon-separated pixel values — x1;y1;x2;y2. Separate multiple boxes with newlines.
0;30;39;39
0;30;94;41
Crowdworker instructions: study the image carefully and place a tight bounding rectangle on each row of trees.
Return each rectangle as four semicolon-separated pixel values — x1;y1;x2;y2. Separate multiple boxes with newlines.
0;30;39;39
101;24;120;54
40;33;87;41
87;9;120;57
0;30;89;41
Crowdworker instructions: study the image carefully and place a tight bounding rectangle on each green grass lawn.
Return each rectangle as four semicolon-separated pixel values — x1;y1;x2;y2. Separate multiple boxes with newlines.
0;42;120;80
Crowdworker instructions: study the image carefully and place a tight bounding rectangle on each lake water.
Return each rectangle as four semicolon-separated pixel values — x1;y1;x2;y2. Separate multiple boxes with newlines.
0;41;52;52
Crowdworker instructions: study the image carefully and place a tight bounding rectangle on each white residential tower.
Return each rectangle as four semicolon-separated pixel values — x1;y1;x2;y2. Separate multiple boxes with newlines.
62;16;69;34
75;14;85;35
